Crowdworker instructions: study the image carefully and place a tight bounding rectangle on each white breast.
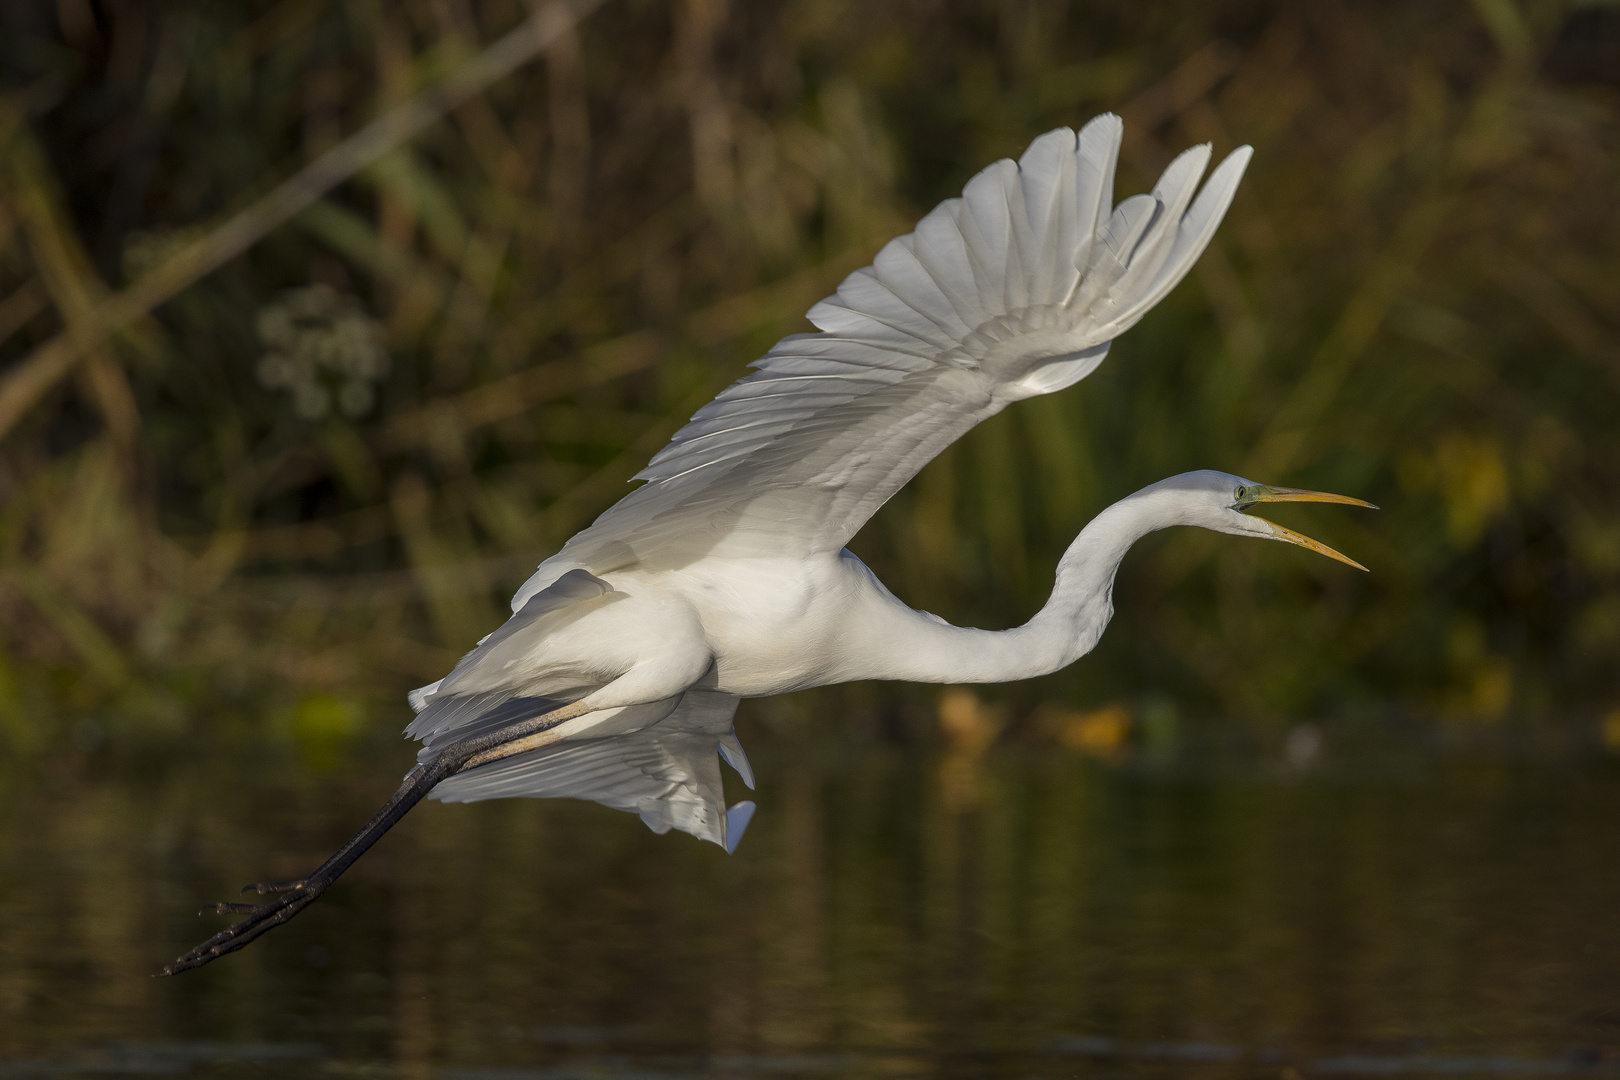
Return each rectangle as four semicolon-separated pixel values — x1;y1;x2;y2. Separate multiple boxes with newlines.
604;551;882;698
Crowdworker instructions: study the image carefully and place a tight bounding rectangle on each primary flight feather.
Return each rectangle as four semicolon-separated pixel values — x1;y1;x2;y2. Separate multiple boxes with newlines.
166;115;1375;975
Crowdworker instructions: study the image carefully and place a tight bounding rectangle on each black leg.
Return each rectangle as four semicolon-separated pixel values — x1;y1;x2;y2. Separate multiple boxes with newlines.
159;701;586;976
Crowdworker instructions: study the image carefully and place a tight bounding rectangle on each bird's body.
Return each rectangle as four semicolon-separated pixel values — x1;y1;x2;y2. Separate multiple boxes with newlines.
434;547;1071;703
398;114;1266;836
166;115;1374;975
438;483;1155;706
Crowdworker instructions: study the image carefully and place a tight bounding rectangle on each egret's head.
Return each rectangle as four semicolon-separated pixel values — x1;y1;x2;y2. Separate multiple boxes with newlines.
1141;470;1376;570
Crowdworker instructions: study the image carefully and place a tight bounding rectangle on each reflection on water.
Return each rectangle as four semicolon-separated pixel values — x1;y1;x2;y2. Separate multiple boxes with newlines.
4;710;1620;1078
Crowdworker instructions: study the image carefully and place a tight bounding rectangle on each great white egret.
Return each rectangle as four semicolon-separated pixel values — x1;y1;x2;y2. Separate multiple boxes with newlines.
164;114;1373;975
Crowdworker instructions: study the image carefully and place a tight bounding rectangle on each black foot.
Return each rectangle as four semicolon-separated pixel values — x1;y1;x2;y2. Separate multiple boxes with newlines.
157;716;577;975
160;879;328;976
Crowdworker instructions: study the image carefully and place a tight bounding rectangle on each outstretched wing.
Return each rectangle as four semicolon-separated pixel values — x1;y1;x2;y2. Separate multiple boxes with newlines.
514;115;1250;602
427;690;757;851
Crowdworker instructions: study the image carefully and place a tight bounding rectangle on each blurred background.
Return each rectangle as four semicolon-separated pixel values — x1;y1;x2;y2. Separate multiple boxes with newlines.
2;0;1620;1075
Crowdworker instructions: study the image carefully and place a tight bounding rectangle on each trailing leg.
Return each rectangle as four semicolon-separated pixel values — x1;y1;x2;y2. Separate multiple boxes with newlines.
159;700;589;975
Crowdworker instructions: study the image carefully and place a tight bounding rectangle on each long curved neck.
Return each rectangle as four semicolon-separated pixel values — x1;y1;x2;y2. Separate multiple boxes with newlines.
851;487;1177;685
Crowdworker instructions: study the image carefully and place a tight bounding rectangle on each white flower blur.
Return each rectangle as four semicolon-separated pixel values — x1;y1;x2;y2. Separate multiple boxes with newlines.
255;285;389;420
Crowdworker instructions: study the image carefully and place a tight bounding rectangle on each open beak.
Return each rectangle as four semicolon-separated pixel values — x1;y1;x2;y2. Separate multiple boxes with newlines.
1236;486;1378;572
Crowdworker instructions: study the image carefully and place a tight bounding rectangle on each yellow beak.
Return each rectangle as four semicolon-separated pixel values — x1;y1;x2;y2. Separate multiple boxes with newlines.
1237;486;1377;572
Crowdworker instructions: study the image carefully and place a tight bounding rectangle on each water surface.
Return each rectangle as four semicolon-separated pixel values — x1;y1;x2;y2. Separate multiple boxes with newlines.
3;713;1619;1078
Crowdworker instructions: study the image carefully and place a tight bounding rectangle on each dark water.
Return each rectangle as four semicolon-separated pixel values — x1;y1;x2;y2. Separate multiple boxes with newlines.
5;712;1620;1079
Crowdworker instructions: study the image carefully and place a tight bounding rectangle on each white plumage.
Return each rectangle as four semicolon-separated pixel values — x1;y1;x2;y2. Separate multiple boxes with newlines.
514;118;1249;580
170;115;1380;977
403;116;1264;847
431;689;755;852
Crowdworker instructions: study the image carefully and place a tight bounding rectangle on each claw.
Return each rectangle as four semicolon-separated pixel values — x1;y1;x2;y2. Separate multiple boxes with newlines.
208;901;266;914
159;881;330;976
241;879;310;896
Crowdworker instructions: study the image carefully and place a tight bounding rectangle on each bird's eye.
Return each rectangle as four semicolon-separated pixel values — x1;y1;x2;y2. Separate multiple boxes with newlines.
1235;486;1251;501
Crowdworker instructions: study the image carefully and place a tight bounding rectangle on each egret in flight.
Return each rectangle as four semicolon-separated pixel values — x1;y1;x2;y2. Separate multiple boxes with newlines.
165;114;1372;974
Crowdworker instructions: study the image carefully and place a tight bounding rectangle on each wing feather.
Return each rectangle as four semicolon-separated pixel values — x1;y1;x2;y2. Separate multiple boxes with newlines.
957;164;1017;315
510;116;1250;605
1147;144;1253;307
1111;143;1213;303
1069;114;1123;279
912;202;992;329
873;236;974;341
1016;126;1080;308
427;691;755;849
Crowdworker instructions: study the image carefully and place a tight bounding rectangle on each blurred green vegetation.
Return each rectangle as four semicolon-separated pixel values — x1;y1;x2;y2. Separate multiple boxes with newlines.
0;0;1617;751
